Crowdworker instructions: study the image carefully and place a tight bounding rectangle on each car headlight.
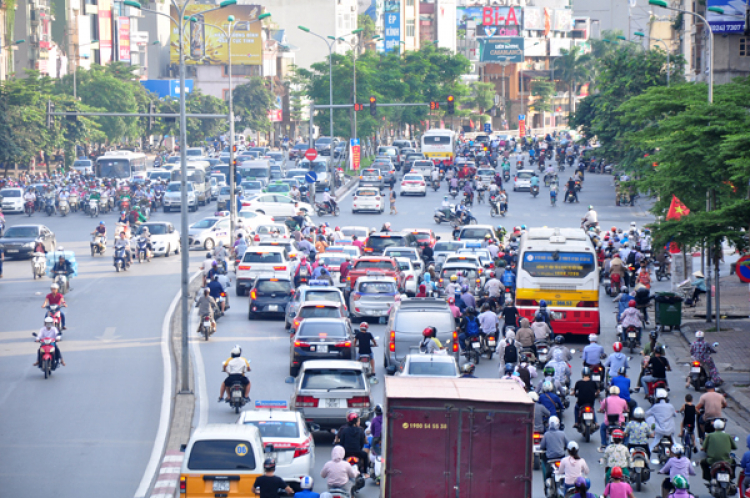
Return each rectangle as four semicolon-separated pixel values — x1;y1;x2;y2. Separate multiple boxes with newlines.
25;241;35;248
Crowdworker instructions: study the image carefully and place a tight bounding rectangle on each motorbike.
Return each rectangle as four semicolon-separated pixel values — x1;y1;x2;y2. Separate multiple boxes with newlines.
46;304;63;331
449;209;477;227
58;198;70;217
531;184;540;197
463;191;474;207
707;458;738;498
653;435;674;466
136;237;152;263
119;196;131;212
199;313;213;341
550;191;557;207
565;190;577;203
577;405;596;442
89;198;99;217
113;246;130;272
574;180;582;192
476;187;485;204
543;458;565;498
618;324;640;353
590;364;606;393
529;155;537;166
449;186;459;198
489;195;505;217
689;343;719;391
44;196;56;216
655;258;671;281
68;193;79;213
464;335;482;365
558;162;566;172
32;251;46;279
567;155;576;167
533;431;543;470
516;160;523;169
503;170;511;182
32;332;60;379
366;431;383;485
433;206;460;225
535;339;550;365
53;270;69;294
630;445;651;491
226;378;247;414
643;364;669;404
25;200;35;216
432;179;440;192
90;235;106;257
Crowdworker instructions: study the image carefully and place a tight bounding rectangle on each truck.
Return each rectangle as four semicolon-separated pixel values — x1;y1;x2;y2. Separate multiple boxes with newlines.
382;377;534;498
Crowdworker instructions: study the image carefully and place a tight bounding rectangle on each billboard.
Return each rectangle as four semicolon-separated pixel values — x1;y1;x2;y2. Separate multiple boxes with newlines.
99;0;113;64
707;0;747;33
384;1;401;53
524;7;544;30
479;37;524;63
118;17;131;62
457;5;522;36
553;9;572;32
170;4;263;65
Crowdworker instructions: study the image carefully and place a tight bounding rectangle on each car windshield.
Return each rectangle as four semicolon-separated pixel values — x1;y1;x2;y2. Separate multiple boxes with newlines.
300;369;365;390
241;182;263;191
341;228;367;238
97;158;131;178
299;306;340;319
257;226;286;235
379;148;397;156
293;144;307;151
362;169;380;176
256;279;292;293
286;170;307;179
477;169;494;175
242;168;268;178
242;252;283;263
139;224;167;235
192;219;218;229
397;262;411;271
359;282;397;294
354;260;394;270
265;184;290;193
3;226;39;238
423;135;450;145
243;421;299;439
166;183;183;192
407;361;457;376
396;311;453;331
413;161;432;168
1;189;21;197
411;233;431;242
441;267;479;280
384;250;417;260
298;322;347;338
517;171;534;180
187;440;257;471
433;241;464;252
316;138;332;145
318;255;348;267
313;163;327;173
304;291;342;303
403;175;422;181
366;236;404;250
459;228;493;239
186;149;202;156
149;172;171;181
220;187;232;195
73;160;91;167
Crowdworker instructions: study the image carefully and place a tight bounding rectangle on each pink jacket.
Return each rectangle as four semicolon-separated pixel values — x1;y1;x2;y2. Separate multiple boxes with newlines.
320;445;358;488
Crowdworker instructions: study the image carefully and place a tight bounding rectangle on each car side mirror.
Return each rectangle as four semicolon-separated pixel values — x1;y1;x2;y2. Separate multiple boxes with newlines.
713;342;719;348
386;365;397;375
308;423;321;432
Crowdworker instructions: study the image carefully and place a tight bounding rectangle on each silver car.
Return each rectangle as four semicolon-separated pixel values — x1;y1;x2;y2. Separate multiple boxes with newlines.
393;353;460;377
348;275;398;319
163;181;197;212
290;360;372;429
188;216;231;250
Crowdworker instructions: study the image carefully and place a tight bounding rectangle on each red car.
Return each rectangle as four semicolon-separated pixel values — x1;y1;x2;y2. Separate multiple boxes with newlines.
404;229;437;249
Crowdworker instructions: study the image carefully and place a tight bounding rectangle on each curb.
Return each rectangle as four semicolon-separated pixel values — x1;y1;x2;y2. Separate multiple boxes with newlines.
335;176;359;198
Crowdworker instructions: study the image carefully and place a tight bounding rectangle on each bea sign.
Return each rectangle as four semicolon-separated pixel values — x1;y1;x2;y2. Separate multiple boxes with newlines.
482;6;519;27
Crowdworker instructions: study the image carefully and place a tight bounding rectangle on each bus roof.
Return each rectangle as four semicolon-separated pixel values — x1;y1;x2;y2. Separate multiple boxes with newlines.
100;150;146;159
423;129;454;136
520;227;592;246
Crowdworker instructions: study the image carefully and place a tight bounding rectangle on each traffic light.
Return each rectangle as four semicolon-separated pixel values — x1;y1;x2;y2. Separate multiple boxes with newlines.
353;103;364;111
232;144;238;153
430;101;440;110
369;96;377;117
147;102;155;131
447;95;455;115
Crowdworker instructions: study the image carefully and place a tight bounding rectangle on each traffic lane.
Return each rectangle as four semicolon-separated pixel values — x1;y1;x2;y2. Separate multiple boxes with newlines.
0;201;214;498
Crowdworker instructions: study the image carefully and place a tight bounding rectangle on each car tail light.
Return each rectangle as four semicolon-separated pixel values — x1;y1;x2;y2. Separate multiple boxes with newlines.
180;476;186;493
389;331;395;352
238;265;251;271
489;262;495;269
250;289;257;299
400;182;406;186
418;181;425;186
294;319;302;328
336;341;352;348
375;196;380;200
692;361;700;367
294;340;310;347
293;446;311;458
295;395;319;408
348;396;369;408
254;234;260;242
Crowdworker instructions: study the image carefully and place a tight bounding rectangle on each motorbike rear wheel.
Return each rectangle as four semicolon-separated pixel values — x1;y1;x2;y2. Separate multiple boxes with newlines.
634;470;642;491
203;325;210;341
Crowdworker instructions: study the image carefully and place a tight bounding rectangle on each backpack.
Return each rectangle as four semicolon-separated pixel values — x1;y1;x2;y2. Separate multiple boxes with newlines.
504;341;518;364
466;318;479;337
626;251;637;266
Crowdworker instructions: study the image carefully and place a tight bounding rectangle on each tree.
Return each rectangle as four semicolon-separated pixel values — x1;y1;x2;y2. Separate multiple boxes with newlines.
232;76;275;139
185;90;228;146
357;15;377;47
553;45;591;120
529;80;555;113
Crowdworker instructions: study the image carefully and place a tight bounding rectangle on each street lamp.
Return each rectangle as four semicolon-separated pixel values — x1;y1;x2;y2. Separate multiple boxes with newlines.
634;31;671;86
337;29;364;141
298;26;336;143
649;0;715;103
124;0;236;393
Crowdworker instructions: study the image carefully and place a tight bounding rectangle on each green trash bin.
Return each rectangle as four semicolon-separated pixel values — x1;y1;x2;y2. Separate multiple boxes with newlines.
655;292;683;332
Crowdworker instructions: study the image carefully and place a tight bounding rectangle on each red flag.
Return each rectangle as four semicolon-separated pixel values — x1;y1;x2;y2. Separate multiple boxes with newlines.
543;8;551;37
469;119;475;128
666;195;690;220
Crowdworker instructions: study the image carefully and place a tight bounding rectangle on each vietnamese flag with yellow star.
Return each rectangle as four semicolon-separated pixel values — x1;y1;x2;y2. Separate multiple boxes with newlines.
666;195;690;220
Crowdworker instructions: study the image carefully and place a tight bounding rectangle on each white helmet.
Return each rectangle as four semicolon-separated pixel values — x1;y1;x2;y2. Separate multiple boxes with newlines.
609;386;620;395
548;416;560;429
230;345;242;356
44;317;54;323
655;388;668;401
300;476;313;490
588;334;598;342
713;419;726;430
528;391;539;402
695;330;705;339
51;283;59;290
567;441;580;451
671;443;684;455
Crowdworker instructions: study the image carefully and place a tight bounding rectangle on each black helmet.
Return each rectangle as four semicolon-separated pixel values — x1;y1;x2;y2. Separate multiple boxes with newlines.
263;458;276;470
465;306;475;315
555;336;565;345
649;330;658;340
375;404;383;415
581;367;591;377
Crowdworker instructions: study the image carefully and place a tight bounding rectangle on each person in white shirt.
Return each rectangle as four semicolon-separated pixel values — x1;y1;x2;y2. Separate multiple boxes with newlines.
24;190;37;203
431;168;440;184
219;345;251;401
582;205;598;229
33;317;65;366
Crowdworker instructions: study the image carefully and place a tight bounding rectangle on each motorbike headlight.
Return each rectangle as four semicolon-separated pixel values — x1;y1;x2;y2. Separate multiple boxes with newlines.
25;241;36;248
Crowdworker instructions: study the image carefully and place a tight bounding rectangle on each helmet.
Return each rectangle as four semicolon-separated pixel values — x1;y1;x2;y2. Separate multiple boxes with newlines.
695;330;705;339
713;418;726;430
672;475;689;490
489;271;496;278
465;306;475;315
611;226;617;232
567;441;579;452
613;342;623;352
44;317;54;323
504;363;514;374
359;322;369;330
628;300;636;308
618;366;627;375
375;404;383;415
609;386;620;395
588;334;598;342
51;283;59;290
655;388;668;400
448;297;455;304
300;476;313;490
263;458;276;470
611;466;624;479
671;443;684;456
496;225;503;231
484;233;491;239
521;225;527;230
575;477;590;490
588;205;593;210
705;380;715;389
450;275;458;282
528;392;539;402
555;336;565;345
582;367;591;377
539;300;547;308
461;285;469;293
611;429;625;442
542;381;554;392
99;221;105;225
544;366;555;377
423;327;434;338
347;412;359;423
206;252;212;259
655;346;665;355
548;416;560;429
633;407;645;420
649;330;658;340
230;345;242;356
462;363;476;374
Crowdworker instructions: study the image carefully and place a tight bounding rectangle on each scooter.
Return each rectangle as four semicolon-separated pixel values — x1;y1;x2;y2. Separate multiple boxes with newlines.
226;379;247;414
44;196;56;216
58;198;70;216
630;445;651;491
706;459;737;498
533;431;543;470
619;324;640;353
199;313;213;341
32;332;61;379
328;457;366;498
432;180;440;192
503;170;511;182
449;186;458;198
90;235;106;257
53;270;69;294
89;198;99;217
113;246;130;272
25;200;35;216
689;344;719;391
531;184;540;197
366;432;383;485
464;335;482;365
46;304;63;331
535;339;550;365
32;251;46;279
653;435;674;466
433;207;460;225
565;190;577;203
577;405;596;442
136;237;152;263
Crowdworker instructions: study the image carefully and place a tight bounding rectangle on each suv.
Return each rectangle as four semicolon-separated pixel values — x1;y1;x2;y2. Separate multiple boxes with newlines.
347;256;404;291
285;283;347;330
384;298;458;368
163;181;197;212
236;246;292;296
349;274;399;320
456;225;499;244
248;276;293;319
363;232;419;256
359;168;384;189
290;318;355;376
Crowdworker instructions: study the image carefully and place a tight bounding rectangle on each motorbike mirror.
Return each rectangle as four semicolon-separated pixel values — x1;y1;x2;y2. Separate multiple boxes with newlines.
651;458;661;465
264;444;275;453
713;342;719;348
32;332;38;337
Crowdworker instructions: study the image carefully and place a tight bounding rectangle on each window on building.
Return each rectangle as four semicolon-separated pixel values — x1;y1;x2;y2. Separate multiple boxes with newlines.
406;19;415;38
741;38;749;57
223;65;256;77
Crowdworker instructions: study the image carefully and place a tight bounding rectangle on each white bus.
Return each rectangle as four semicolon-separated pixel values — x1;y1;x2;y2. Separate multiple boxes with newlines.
96;151;148;181
515;227;600;337
421;129;455;167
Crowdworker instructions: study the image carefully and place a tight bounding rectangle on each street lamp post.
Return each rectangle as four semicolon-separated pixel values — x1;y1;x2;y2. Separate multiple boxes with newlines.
124;0;236;393
633;31;670;86
298;26;335;141
336;29;363;141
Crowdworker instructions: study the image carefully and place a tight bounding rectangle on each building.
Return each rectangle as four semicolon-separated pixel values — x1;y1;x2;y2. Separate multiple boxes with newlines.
420;0;457;52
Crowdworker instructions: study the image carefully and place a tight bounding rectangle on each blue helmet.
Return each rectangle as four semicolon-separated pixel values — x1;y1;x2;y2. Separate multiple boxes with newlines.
504;363;514;374
705;381;715;389
496;225;503;231
521;224;527;230
99;221;105;225
539;300;547;308
325;187;330;192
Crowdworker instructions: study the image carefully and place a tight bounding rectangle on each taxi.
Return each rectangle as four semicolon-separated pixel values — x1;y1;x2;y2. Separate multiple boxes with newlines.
236;401;315;490
351;187;385;214
263;181;291;195
179;424;265;497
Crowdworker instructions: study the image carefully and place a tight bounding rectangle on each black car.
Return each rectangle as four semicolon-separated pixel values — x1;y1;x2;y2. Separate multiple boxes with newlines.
290;318;355;376
0;224;56;259
248;276;294;319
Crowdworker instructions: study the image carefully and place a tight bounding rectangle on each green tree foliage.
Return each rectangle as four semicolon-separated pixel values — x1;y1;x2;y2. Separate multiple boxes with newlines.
553;45;591;120
529;80;555;113
232;76;275;136
357;14;377;44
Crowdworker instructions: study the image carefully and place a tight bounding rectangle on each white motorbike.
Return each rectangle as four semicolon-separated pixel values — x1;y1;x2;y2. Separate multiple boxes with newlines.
89;198;99;217
58;198;70;216
32;252;46;279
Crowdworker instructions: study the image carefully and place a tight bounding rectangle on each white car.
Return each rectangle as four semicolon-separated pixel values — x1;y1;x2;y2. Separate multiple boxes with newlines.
476;167;496;183
394;353;460;377
236;246;293;296
514;169;535;192
241;193;313;219
163;181;198;212
382;246;424;275
147;169;172;183
325;244;361;260
188;216;231;250
72;158;94;175
340;226;370;241
316;252;351;288
237;209;275;233
132;222;180;257
236;404;315;488
400;173;427;196
1;187;25;213
394;257;419;296
351;187;385;214
249;224;291;244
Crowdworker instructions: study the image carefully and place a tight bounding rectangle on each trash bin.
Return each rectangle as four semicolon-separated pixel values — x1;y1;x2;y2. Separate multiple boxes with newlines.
654;292;683;332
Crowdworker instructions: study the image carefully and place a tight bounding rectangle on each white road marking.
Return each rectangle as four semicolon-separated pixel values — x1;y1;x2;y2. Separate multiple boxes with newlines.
191;307;209;428
97;326;120;342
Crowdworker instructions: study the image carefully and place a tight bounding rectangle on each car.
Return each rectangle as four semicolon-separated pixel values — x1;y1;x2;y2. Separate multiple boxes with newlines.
163;181;198;212
394;258;419;296
514;169;536;191
438;262;484;295
443;253;483;270
457;244;495;270
402;228;438;250
391;139;412;152
240;180;263;196
290;360;373;429
236;404;315;489
285;168;309;184
237;150;260;161
132;222;180;256
248;146;270;157
476;167;496;183
72;158;94;175
147;169;172;183
236;246;293;296
325;244;361;260
186;146;205;158
403;153;427;173
384;297;458;368
241;194;313;219
237;209;275;233
209;174;226;198
297;158;331;191
340;226;370;241
289;143;309;160
263;181;291;195
1;187;24;213
456;225;499;244
216;185;241;211
279;178;301;190
290;318;355;376
382;246;424;275
400;173;427;196
392;353;460;377
351;187;385;214
0;224;56;258
256;239;299;256
188;217;231;251
285;283;347;330
432;240;468;270
314;137;336;156
358;168;384;189
375;160;397;187
398;147;417;168
364;231;419;256
267;152;285;164
248;224;290;244
316;252;351;288
376;146;399;167
218;152;231;164
290;301;348;334
248;276;294;319
474;134;491;146
349;274;399;320
179;424;265;497
408;160;434;182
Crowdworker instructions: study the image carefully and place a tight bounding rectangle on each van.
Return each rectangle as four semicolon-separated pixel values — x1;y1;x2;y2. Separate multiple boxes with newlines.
238;160;271;186
171;167;208;205
179;424;265;498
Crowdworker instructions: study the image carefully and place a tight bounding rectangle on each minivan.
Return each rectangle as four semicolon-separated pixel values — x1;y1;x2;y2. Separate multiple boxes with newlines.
238;160;271;185
171;167;208;205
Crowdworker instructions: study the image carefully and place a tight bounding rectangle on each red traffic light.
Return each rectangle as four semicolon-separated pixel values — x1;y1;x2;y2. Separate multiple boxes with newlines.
353;103;364;111
430;101;440;110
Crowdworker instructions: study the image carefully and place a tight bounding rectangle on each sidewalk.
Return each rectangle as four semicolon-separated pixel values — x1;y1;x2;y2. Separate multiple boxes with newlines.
683;273;750;319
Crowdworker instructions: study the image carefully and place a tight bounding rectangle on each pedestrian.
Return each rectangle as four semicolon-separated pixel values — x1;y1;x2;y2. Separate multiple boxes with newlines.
389;185;397;215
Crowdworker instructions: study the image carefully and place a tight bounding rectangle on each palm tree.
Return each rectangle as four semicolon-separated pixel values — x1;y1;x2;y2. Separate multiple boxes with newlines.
553;46;591;121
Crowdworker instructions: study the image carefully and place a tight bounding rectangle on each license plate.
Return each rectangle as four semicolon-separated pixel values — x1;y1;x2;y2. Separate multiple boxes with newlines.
213;481;230;492
717;473;730;483
551;312;564;319
632;460;645;468
488;340;496;346
472;342;481;349
318;345;329;353
628;332;637;338
592;375;601;382
7;249;18;253
267;305;279;312
325;398;340;408
691;367;701;373
583;413;593;420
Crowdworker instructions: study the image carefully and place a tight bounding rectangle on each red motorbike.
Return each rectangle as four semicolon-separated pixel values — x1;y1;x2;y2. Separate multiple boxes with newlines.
25;200;35;216
46;304;63;331
32;333;59;379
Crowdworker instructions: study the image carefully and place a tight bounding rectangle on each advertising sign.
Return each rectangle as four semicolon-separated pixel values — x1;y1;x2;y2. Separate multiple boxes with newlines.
118;17;131;62
521;251;596;278
350;138;361;171
553;9;573;32
524;7;544;30
707;0;747;33
384;1;401;53
99;0;113;65
519;119;526;137
479;37;524;63
457;6;522;35
170;4;263;65
267;109;282;122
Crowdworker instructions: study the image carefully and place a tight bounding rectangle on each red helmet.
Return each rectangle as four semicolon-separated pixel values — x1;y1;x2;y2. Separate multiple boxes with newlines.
611;429;625;441
359;322;369;330
611;466;624;479
347;412;359;422
489;271;496;278
448;297;455;304
422;327;434;338
613;342;623;353
628;300;636;308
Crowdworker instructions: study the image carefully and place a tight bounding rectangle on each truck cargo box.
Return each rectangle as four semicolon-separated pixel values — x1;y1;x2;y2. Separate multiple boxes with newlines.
383;377;534;498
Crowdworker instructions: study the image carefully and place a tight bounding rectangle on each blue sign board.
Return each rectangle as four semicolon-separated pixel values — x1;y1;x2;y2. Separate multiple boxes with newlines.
484;123;492;133
707;0;747;33
384;9;401;53
350;138;360;147
254;400;288;409
140;79;194;99
305;171;318;184
518;114;526;121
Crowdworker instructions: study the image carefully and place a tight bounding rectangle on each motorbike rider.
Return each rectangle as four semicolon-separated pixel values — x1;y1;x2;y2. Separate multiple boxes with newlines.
582;334;605;369
605;342;630;381
114;231;132;266
696;381;727;436
599;386;629;449
740;435;750;494
137;226;154;256
659;444;696;495
551;335;573;362
557;442;590;492
92;220;107;242
502;267;516;296
477;303;499;340
33;317;66;367
624;407;651;455
539;380;563;418
700;418;737;481
458;307;481;351
540;415;568;482
195;287;220;335
460;363;477;378
52;254;74;289
574;367;600;427
603;430;632;481
565;177;579;203
500;297;520;332
611;366;636;413
530;173;540;193
207;274;228;314
254;458;293;498
532;315;552;344
211;244;229;273
42;282;68;330
639;346;671;395
322;188;336;214
531;391;551;432
337;412;369;477
219;345;251;402
582;205;598;229
603;466;634;498
293;257;313;287
320;445;359;494
689;330;723;386
420;326;444;354
354;322;377;375
647;388;678;451
23;189;37;211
